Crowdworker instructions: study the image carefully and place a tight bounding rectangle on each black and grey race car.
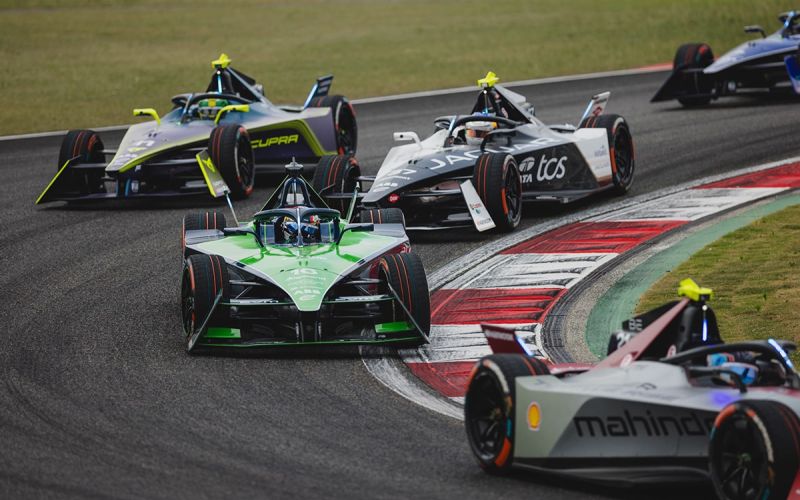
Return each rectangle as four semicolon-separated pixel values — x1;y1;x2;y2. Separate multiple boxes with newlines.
37;54;357;204
653;10;800;106
465;279;800;499
314;72;634;232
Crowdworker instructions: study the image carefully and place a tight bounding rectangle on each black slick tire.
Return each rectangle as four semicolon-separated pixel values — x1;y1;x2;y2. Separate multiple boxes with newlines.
472;153;522;232
181;254;230;353
58;129;105;193
464;354;550;474
673;43;714;107
358;208;405;228
579;114;634;195
378;252;430;336
209;124;255;199
182;211;227;259
311;154;360;214
709;400;800;500
310;95;357;155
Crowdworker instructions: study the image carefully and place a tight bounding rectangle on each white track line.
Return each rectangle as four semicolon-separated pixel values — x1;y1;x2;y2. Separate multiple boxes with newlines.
0;65;670;142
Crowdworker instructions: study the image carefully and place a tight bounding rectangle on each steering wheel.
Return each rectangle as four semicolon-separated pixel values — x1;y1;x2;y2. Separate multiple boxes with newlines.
442;114;521;147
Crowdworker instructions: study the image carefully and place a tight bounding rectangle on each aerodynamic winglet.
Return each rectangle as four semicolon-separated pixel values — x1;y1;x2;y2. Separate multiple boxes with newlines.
481;324;531;355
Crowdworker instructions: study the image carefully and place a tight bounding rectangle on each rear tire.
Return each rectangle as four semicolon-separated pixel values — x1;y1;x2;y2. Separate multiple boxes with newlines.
209;124;255;199
310;95;357;155
472;153;522;232
182;211;226;258
464;354;550;474
673;43;714;107
58;129;105;193
378;252;430;337
181;254;230;353
710;400;800;500
358;208;405;228
579;114;634;195
311;154;360;214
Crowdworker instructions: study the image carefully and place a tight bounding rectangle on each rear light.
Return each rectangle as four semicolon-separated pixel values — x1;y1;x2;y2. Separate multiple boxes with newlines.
388;193;400;204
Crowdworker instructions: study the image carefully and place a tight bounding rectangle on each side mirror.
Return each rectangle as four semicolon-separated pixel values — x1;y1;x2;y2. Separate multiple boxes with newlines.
393;131;422;149
133;108;161;125
335;223;374;244
214;104;250;125
745;25;766;38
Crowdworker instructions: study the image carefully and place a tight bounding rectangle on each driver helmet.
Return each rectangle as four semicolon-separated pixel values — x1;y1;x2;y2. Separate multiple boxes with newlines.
465;121;497;146
196;98;229;120
281;218;298;243
300;215;321;241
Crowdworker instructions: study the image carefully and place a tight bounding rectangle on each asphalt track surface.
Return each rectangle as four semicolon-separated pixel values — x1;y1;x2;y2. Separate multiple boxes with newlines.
2;71;799;499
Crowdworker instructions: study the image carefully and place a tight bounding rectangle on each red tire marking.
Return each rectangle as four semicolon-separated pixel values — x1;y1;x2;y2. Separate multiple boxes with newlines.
481;155;489;201
395;254;413;312
73;131;85;158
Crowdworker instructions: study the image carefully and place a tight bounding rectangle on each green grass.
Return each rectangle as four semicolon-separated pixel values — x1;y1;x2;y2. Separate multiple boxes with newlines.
637;204;800;361
0;0;790;134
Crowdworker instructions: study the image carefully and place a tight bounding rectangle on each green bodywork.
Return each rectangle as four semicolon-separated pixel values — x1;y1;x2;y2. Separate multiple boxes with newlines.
193;223;399;312
185;214;421;348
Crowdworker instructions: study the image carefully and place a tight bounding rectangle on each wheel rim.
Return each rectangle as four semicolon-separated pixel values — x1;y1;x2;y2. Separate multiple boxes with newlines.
181;268;195;338
713;412;769;500
503;163;522;225
613;126;634;188
465;370;508;461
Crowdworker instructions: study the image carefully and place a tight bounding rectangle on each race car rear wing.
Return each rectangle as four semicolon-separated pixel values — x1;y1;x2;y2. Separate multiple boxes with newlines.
303;75;334;108
578;91;610;124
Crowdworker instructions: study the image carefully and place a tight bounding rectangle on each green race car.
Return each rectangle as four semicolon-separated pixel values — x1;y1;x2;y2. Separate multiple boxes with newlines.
180;159;430;352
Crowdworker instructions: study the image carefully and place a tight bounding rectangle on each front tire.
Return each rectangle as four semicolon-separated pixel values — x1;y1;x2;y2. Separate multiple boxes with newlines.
579;114;634;195
181;254;230;353
472;153;522;232
358;208;405;228
464;354;550;474
182;211;226;259
58;129;105;193
673;43;714;107
311;95;357;155
378;252;430;337
709;400;800;500
311;154;360;214
209;124;255;199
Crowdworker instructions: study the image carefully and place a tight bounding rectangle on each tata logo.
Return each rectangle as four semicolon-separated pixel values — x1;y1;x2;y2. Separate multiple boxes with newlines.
251;134;299;149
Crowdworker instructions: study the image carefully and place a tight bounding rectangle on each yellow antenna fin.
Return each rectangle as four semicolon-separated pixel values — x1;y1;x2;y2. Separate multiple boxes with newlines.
677;278;713;302
212;53;232;69
477;71;500;88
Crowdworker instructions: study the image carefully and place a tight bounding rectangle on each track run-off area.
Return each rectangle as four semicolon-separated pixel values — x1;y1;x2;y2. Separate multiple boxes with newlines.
2;68;800;499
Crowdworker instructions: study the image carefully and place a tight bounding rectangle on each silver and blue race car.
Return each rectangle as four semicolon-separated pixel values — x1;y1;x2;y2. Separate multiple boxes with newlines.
37;54;357;204
465;279;800;499
653;10;800;106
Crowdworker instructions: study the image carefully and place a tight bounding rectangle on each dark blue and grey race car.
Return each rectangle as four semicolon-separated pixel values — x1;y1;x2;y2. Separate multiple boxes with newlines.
653;10;800;106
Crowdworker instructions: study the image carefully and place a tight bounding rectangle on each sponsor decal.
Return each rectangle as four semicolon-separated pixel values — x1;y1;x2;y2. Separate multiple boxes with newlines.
251;134;299;149
109;140;157;168
519;154;567;183
527;402;541;431
460;180;496;232
626;317;644;332
573;409;714;438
